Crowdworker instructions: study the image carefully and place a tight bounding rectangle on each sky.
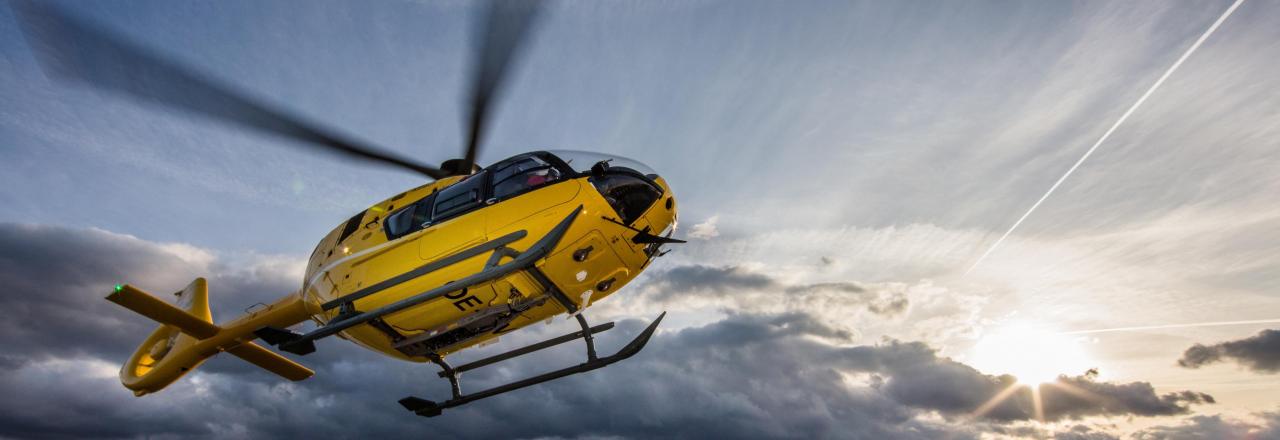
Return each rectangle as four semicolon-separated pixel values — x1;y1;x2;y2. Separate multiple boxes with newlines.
2;0;1279;438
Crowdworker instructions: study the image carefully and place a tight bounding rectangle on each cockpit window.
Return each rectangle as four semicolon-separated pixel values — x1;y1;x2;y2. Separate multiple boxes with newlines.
490;155;563;200
336;210;366;244
432;173;485;221
384;194;435;240
592;173;663;225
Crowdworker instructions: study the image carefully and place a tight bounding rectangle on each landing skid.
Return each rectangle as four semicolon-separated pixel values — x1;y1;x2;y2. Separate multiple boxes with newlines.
399;312;665;417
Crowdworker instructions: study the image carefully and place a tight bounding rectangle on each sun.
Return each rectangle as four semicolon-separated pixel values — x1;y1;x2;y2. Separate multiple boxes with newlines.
967;321;1095;385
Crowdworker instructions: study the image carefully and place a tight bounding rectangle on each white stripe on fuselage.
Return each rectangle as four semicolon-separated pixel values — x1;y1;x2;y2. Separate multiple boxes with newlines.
301;228;431;299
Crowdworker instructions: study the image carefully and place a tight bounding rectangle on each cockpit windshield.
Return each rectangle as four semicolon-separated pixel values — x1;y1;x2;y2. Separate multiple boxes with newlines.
547;150;657;178
542;150;664;225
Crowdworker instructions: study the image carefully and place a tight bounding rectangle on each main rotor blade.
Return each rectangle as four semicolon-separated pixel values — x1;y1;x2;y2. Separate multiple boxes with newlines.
460;0;542;171
14;2;448;180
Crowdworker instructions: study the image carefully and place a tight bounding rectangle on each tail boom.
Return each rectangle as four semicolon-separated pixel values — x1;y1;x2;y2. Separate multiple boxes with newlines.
106;279;317;396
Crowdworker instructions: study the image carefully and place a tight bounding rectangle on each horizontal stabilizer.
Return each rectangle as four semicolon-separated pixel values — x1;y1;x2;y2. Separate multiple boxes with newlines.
107;281;218;339
227;342;314;381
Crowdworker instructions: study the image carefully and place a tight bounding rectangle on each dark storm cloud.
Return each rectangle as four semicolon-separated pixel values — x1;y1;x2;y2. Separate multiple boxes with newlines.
658;264;776;296
647;264;909;316
0;223;301;373
1034;377;1213;421
0;223;1217;439
0;223;198;362
1177;329;1280;373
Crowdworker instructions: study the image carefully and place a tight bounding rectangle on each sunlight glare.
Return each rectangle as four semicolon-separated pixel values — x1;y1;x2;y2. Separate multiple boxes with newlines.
968;321;1094;385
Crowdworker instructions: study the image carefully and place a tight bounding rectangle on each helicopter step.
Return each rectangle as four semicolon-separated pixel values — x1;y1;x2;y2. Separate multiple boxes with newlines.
400;311;665;418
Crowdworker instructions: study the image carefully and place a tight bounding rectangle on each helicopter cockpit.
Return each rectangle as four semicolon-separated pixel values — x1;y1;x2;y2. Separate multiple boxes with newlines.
547;150;665;226
382;150;665;241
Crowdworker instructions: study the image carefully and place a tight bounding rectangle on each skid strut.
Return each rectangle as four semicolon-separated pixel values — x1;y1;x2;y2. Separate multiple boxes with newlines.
399;311;665;417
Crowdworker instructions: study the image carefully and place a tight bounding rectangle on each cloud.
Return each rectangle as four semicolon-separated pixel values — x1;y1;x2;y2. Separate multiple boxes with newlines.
0;222;311;381
661;264;775;294
985;424;1121;440
579;313;1209;429
1132;411;1280;440
1177;329;1280;373
787;283;909;316
687;215;720;240
1052;425;1120;440
0;223;1220;439
0;223;203;363
1033;377;1213;421
641;264;911;318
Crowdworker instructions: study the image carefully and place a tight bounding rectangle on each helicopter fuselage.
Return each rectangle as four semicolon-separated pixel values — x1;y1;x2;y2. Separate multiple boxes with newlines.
301;151;677;362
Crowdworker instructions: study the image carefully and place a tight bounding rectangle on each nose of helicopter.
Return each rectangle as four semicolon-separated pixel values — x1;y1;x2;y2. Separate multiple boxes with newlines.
647;176;679;240
663;187;678;232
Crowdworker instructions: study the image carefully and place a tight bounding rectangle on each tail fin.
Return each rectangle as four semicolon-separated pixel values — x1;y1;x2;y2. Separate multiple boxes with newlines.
106;278;316;396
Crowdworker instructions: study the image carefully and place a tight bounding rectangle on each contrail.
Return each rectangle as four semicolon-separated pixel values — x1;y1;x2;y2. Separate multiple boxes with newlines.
965;0;1247;276
1058;318;1280;336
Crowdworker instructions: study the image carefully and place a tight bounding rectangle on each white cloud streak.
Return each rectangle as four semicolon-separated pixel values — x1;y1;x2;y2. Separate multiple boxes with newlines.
965;0;1249;276
1059;318;1280;336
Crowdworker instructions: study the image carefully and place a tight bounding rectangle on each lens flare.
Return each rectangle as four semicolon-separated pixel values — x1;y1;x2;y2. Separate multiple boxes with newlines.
968;321;1095;385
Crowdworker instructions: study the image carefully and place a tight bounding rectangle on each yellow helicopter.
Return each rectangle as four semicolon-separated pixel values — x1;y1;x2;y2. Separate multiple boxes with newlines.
18;1;682;417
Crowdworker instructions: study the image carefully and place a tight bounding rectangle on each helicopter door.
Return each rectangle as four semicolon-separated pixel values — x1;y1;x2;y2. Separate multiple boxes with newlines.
419;174;488;262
